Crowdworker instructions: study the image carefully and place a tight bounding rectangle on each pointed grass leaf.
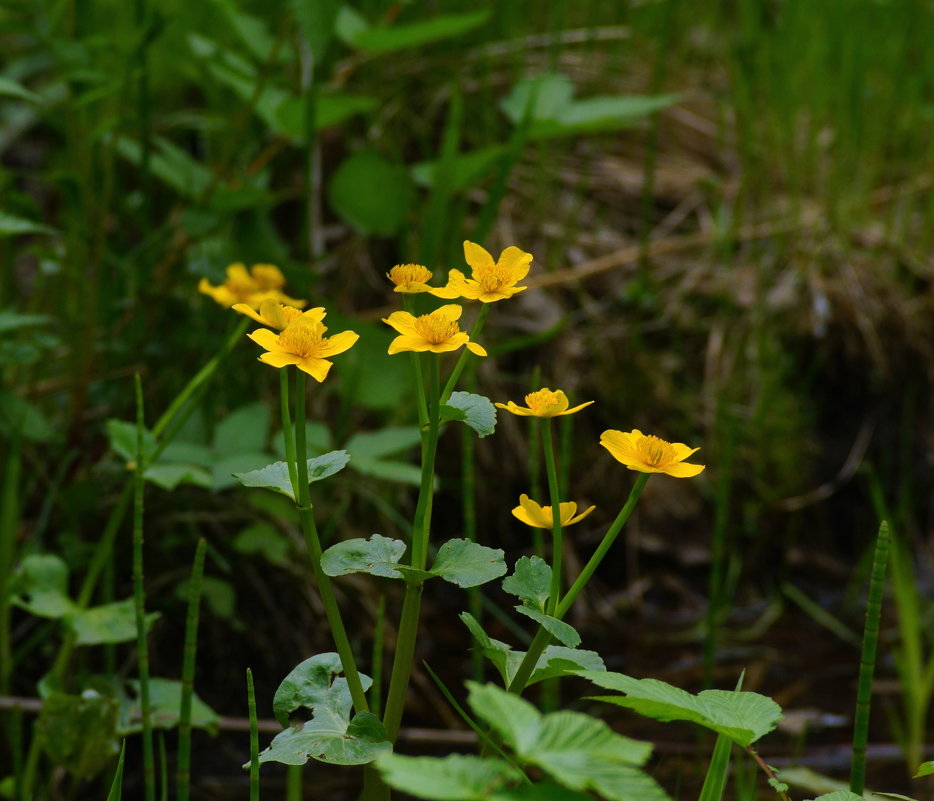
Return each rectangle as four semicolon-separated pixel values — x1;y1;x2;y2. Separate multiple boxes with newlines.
697;733;732;801
578;671;782;746
10;554;76;619
0;77;44;104
272;652;373;727
105;741;126;801
36;692;120;780
121;678;219;734
500;73;575;126
376;753;519;799
429;539;507;588
289;0;341;60
321;535;407;579
233;451;349;499
513;607;581;647
531;94;680;139
343;10;490;53
441;392;497;438
0;309;52;332
0;211;56;236
257;709;389;766
327;151;414;236
65;599;159;645
502;556;552;611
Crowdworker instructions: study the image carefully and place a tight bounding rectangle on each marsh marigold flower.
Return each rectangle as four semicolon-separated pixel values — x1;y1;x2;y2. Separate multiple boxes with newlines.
496;388;593;418
387;264;440;295
233;299;325;330
199;263;306;309
382;305;487;356
248;318;358;382
433;241;532;302
600;429;705;478
512;494;595;529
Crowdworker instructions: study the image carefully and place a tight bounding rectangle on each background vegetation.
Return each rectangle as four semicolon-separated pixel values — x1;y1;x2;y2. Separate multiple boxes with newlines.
2;0;933;797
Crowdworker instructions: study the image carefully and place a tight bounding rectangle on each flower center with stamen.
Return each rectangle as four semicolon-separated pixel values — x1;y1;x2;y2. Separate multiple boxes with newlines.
414;313;460;344
278;322;325;357
389;264;432;286
525;389;560;410
638;435;675;467
476;264;512;293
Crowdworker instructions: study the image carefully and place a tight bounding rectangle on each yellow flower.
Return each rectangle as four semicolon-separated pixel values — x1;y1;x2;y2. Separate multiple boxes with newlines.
600;429;705;478
512;494;595;529
387;264;442;295
382;305;487;356
432;241;533;302
198;263;306;309
232;299;325;330
248;318;359;381
495;388;594;418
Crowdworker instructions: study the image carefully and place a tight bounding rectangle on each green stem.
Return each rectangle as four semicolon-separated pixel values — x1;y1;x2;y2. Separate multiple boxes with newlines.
440;303;490;404
850;520;891;796
133;376;155;801
507;474;650;695
246;668;259;801
382;358;441;741
293;371;369;714
541;421;563;616
279;369;299;495
177;538;207;801
0;436;21;695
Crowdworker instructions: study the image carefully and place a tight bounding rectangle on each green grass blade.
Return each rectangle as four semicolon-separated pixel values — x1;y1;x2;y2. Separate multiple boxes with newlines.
698;733;733;801
177;538;207;801
106;741;127;801
247;668;260;801
851;520;891;795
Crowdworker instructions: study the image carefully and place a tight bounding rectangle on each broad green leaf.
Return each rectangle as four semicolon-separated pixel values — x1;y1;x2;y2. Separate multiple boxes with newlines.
258;709;390;766
0;309;51;332
143;462;213;490
500;73;575;126
289;0;341;60
213;402;270;456
346;427;420;459
106;419;156;463
272;652;372;728
233;451;350;499
327;151;414;236
530;94;680;140
210;0;275;61
35;692;119;780
0;211;55;237
342;10;490;53
578;671;782;746
915;761;934;778
514;607;581;648
467;683;665;801
10;555;76;619
411;145;508;190
502;556;551;611
121;678;219;733
376;753;520;799
321;535;407;579
0;76;43;104
441;392;497;438
428;539;506;588
210;452;271;491
65;599;159;645
349;456;423;486
805;794;865;801
490;785;594;801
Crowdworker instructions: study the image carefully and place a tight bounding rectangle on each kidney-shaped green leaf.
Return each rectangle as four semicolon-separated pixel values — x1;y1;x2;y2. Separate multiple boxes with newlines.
327;151;414;236
376;753;520;800
502;556;551;612
321;535;407;580
272;652;372;728
65;599;159;646
258;708;390;766
441;392;497;438
11;554;76;619
428;539;506;588
233;451;349;499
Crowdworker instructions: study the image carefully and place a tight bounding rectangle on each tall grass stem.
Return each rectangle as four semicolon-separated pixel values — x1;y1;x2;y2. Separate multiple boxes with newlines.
177;538;207;801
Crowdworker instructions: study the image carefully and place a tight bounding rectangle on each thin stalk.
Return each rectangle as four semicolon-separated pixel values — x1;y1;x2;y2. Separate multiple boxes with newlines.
383;358;441;741
462;378;483;682
105;741;127;801
541;421;563;616
0;437;21;695
158;733;168;801
286;766;302;801
293;371;369;714
133;375;155;801
440;304;490;404
704;426;734;688
279;369;299;495
371;593;386;716
850;520;891;795
744;746;790;801
177;538;207;801
508;474;650;695
246;668;259;801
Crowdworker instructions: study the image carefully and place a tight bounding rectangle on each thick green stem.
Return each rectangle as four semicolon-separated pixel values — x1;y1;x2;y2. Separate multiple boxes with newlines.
850;520;891;795
293;371;369;714
507;474;650;695
440;303;490;404
541;421;563;616
382;358;441;741
177;538;207;801
133;376;155;801
279;369;299;495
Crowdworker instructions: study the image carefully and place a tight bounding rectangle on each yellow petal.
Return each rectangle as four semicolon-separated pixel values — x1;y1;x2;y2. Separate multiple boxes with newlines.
661;461;705;478
248;328;282;352
382;311;419;336
466;341;487;357
434;304;463;322
496;401;534;417
463;241;494;272
318;330;359;357
514;494;550;528
297;357;333;382
497;246;533;280
600;429;639;465
559;400;595;416
258;352;301;368
388;335;430;355
233;302;270;325
670;443;701;461
566;505;596;525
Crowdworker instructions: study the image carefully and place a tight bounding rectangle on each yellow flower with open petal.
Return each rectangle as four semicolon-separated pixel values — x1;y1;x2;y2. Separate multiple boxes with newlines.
248;318;358;381
433;241;533;302
512;494;595;529
232;299;325;330
387;264;443;295
600;429;705;478
198;263;306;309
382;305;487;356
496;388;594;418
